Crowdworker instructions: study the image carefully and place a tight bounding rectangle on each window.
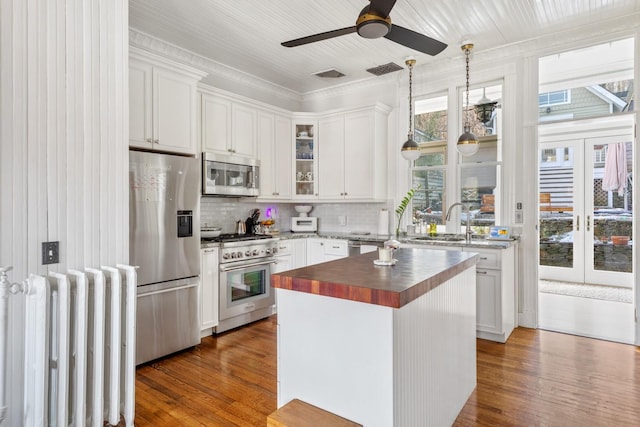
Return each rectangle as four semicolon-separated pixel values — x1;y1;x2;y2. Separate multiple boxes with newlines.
412;95;447;227
414;95;448;143
538;38;634;122
412;146;446;226
409;83;503;235
539;90;571;107
593;145;607;164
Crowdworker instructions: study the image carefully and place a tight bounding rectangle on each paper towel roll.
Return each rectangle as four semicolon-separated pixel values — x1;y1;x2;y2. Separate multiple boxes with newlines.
377;209;390;236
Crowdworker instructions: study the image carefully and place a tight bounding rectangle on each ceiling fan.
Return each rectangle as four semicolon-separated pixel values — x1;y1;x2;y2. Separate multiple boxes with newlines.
281;0;447;56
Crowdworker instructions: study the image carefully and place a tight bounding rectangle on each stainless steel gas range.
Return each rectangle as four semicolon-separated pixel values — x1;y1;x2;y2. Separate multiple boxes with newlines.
201;234;278;333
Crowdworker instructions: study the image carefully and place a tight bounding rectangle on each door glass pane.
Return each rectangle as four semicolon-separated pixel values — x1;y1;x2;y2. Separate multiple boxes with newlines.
539;146;575;268
592;141;633;273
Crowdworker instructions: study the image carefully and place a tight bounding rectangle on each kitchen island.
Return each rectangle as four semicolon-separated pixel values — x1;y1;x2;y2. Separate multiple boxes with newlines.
271;247;478;427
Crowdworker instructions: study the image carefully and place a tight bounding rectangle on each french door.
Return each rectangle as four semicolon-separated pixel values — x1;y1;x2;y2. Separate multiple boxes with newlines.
539;135;633;287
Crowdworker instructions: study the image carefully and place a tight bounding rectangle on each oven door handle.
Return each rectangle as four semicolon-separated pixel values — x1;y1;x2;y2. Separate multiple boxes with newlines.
219;258;276;272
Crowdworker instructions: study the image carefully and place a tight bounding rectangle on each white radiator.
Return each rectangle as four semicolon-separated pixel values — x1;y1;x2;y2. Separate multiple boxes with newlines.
1;264;137;427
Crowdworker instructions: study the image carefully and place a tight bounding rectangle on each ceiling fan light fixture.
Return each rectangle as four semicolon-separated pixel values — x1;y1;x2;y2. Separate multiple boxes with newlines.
357;19;391;38
356;11;391;39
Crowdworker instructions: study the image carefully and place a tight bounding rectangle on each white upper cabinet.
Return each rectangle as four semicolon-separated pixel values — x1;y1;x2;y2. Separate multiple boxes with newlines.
258;112;292;199
317;115;345;199
292;120;319;199
200;90;257;158
317;104;391;201
129;47;206;155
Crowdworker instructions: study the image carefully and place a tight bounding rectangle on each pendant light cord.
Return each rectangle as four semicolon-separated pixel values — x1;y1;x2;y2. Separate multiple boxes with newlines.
464;46;470;129
408;60;414;138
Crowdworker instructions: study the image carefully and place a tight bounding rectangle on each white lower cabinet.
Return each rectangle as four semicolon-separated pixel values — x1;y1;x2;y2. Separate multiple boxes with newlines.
306;238;348;266
200;246;219;336
403;243;516;342
274;239;307;273
466;245;515;343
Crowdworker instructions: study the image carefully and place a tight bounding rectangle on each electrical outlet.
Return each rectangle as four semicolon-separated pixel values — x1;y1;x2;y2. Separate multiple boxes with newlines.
42;241;59;264
338;215;347;226
515;210;523;224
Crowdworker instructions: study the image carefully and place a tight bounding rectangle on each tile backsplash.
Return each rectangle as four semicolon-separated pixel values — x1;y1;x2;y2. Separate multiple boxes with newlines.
200;198;393;235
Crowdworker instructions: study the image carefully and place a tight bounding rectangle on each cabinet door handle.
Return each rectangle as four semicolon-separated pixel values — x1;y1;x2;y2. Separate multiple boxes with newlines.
154;139;159;144
480;257;488;260
477;270;488;275
587;215;591;231
204;249;216;253
576;215;580;231
146;138;154;143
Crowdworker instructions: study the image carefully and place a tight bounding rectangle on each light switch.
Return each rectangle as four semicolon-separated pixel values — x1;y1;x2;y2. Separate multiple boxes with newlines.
338;215;347;226
42;241;59;264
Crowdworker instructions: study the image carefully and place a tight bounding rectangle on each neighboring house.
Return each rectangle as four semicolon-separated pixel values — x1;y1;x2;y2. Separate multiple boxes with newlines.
539;85;629;122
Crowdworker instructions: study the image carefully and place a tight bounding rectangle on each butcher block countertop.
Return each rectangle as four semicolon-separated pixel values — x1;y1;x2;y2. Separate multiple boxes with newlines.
271;247;478;309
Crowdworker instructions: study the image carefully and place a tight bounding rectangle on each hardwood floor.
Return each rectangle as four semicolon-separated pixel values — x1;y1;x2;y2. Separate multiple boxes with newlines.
130;316;640;426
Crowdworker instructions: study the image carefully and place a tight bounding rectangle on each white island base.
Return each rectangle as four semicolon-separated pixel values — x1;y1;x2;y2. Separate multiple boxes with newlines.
276;266;477;427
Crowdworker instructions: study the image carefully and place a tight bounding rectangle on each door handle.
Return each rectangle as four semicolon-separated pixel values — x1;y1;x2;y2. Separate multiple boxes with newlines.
576;215;580;231
587;215;591;231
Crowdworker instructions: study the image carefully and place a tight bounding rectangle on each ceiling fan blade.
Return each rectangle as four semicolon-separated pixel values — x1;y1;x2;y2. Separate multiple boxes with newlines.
368;0;398;17
384;24;447;56
282;26;357;48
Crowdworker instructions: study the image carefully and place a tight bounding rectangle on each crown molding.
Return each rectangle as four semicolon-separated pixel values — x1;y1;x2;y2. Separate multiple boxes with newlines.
129;28;302;107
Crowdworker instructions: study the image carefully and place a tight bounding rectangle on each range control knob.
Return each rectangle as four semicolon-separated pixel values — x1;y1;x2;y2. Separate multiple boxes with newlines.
230;252;236;259
252;249;260;256
236;251;243;258
272;247;278;255
222;253;231;260
265;248;272;255
245;250;252;256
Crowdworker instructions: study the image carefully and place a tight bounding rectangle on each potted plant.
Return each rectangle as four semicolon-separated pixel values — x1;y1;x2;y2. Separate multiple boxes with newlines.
395;186;420;236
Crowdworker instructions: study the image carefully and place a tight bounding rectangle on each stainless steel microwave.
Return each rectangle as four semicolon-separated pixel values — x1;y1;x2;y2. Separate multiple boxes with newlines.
202;152;260;196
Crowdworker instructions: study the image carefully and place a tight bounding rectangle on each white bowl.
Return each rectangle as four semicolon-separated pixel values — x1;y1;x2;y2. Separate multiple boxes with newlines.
294;205;313;217
201;227;222;238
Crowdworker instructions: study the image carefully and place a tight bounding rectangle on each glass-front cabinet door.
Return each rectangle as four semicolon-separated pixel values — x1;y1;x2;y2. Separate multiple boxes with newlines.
293;121;318;198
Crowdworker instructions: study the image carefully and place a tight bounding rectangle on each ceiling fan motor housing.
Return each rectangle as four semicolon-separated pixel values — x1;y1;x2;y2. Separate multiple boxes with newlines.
356;7;392;39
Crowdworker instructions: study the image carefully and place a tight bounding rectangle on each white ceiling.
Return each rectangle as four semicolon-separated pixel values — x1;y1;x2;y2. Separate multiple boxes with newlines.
129;0;640;94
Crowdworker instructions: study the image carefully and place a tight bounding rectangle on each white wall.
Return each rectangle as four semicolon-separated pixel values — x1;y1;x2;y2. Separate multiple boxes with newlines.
0;0;129;422
200;199;393;235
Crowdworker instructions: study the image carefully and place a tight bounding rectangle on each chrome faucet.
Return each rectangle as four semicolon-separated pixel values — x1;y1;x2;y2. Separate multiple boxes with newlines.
445;202;473;244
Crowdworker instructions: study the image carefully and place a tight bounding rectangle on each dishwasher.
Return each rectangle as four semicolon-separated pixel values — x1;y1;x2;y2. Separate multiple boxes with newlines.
347;239;384;256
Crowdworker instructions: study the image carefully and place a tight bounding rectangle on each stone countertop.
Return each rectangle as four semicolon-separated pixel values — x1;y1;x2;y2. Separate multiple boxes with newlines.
271;247;478;308
276;231;516;249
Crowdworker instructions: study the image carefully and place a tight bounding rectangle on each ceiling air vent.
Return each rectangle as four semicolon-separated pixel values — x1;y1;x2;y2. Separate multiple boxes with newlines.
366;62;403;76
313;69;346;78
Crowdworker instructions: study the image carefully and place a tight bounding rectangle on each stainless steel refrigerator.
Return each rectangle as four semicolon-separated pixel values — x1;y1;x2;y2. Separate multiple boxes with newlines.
129;150;200;365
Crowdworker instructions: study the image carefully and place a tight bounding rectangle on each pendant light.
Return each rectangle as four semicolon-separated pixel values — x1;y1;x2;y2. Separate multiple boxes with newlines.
400;58;421;161
456;43;479;156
